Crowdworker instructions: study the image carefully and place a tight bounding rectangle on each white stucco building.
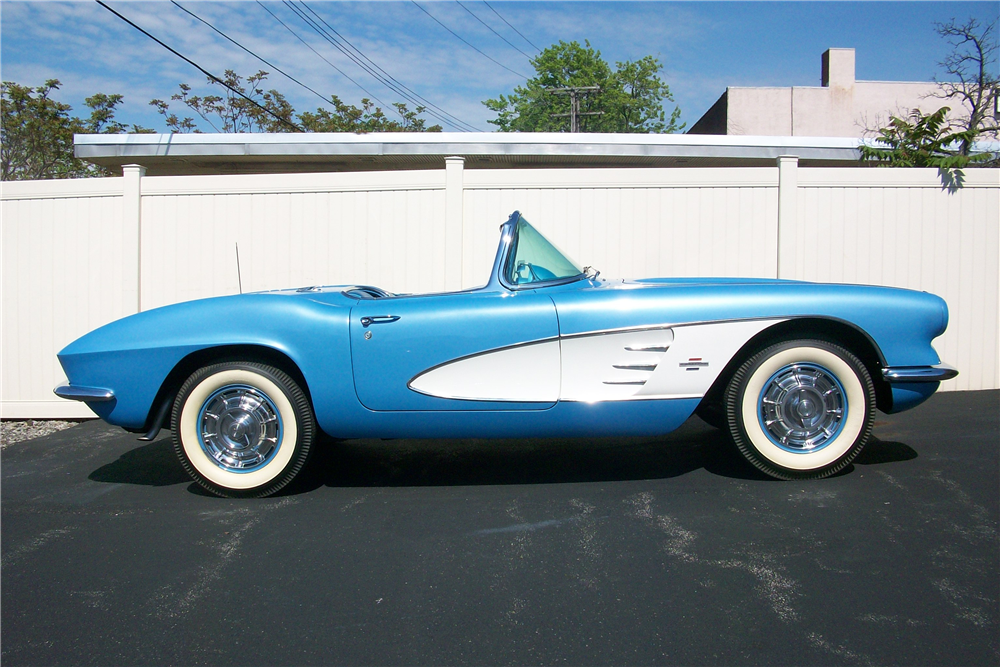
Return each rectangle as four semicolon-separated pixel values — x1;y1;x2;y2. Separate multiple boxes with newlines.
689;48;950;137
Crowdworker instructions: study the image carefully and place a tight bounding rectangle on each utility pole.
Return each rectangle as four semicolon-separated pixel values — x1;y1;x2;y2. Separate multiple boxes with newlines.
549;86;603;132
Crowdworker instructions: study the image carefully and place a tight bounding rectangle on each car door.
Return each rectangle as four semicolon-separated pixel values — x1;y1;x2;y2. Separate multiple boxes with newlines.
350;290;560;411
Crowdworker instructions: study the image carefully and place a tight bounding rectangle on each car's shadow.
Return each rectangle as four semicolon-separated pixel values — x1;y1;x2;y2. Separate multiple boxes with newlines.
297;425;757;492
89;438;192;487
88;418;919;494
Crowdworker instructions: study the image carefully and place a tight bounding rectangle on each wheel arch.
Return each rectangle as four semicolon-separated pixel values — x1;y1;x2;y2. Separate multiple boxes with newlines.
141;344;313;434
700;317;892;414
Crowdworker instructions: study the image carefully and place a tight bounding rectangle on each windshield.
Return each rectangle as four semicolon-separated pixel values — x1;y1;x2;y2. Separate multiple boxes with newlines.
505;216;584;286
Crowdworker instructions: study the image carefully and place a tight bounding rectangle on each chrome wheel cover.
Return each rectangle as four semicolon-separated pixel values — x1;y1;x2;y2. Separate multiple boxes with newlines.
757;363;846;452
198;384;282;472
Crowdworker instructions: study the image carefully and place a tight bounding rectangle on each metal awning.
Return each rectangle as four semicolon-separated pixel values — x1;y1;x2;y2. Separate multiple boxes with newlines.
75;132;867;176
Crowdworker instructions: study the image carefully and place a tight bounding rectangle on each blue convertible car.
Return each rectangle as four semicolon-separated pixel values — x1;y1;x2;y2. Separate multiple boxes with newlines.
56;211;957;497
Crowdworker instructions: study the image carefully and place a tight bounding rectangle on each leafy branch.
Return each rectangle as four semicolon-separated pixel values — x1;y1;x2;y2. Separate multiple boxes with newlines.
859;107;991;169
150;70;441;134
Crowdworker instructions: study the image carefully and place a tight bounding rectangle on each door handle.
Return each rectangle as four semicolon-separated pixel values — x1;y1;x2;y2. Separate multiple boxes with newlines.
360;315;400;327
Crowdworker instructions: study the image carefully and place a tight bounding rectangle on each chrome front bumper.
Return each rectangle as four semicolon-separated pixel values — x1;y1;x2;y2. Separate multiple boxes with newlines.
53;384;115;402
882;364;959;383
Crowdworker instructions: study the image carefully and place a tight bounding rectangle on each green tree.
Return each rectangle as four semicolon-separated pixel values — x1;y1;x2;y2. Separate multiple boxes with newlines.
1;79;151;180
483;41;683;133
151;70;441;134
862;17;1000;170
299;97;441;133
859;107;992;168
1;80;77;180
613;56;684;134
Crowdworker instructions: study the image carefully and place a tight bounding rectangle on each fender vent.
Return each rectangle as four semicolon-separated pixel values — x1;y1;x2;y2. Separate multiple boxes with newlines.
613;364;657;371
625;344;670;353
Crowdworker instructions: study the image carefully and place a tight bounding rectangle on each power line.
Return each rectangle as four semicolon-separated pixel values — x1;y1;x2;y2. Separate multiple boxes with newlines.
298;1;482;132
281;0;411;118
409;1;529;80
282;1;478;132
95;0;302;131
281;0;463;130
171;1;333;108
296;0;481;132
254;0;393;112
265;0;477;133
482;1;541;53
455;1;533;60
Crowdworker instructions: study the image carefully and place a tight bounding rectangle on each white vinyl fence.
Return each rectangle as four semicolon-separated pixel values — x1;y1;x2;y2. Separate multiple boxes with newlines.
2;159;998;418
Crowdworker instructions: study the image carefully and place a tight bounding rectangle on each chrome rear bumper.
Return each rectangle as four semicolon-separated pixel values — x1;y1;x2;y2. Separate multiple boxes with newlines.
53;384;115;402
882;364;959;383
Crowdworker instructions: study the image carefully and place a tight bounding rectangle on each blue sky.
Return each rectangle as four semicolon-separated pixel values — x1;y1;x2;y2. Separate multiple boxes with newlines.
1;1;997;133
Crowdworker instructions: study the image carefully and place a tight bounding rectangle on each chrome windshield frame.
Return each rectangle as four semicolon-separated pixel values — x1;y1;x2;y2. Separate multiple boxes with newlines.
489;211;587;292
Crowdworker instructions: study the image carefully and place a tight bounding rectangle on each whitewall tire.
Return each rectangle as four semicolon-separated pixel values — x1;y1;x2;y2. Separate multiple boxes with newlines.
724;340;875;480
172;362;315;498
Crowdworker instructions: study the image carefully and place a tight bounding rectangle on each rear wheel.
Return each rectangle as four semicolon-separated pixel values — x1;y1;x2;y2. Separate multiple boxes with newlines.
724;340;875;480
172;361;315;498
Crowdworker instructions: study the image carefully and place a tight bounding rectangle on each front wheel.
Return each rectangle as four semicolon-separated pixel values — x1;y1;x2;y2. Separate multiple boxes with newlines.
172;361;315;498
724;340;875;480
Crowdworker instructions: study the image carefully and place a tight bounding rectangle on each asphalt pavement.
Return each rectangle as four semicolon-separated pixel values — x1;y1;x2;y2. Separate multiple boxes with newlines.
2;390;998;666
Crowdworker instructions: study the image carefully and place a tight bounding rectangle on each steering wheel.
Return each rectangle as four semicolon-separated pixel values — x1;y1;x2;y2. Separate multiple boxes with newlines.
515;261;540;284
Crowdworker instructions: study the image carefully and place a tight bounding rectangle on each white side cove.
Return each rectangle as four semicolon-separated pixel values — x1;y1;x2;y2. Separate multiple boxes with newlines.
561;319;783;401
409;340;561;402
409;319;784;403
